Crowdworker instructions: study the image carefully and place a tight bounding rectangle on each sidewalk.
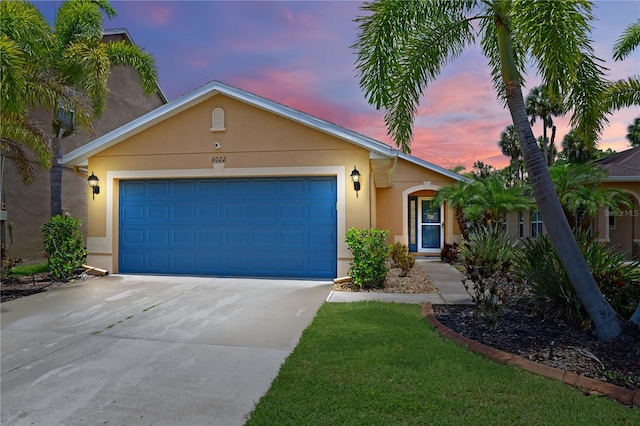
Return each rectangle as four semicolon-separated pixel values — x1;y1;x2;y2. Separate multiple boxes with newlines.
326;258;473;305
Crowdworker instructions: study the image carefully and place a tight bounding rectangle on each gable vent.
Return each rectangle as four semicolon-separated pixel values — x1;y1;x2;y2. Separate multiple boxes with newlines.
210;107;225;131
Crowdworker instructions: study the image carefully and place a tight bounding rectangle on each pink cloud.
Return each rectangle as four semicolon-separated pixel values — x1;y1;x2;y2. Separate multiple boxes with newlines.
123;3;174;27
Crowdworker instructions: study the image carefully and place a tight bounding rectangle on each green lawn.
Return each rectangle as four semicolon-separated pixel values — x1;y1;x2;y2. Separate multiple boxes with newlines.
246;302;638;425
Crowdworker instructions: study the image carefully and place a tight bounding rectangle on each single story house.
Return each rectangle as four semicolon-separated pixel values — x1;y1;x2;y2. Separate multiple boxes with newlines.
63;81;466;279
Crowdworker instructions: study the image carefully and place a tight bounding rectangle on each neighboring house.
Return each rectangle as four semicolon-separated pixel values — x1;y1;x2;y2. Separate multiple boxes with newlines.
63;80;467;279
3;30;167;260
505;147;639;260
593;147;640;259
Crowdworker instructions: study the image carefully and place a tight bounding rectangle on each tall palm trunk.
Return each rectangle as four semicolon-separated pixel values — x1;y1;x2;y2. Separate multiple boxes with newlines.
50;130;63;217
496;20;622;341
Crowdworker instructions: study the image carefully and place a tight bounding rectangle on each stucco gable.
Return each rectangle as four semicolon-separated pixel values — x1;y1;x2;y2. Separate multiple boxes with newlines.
63;80;466;184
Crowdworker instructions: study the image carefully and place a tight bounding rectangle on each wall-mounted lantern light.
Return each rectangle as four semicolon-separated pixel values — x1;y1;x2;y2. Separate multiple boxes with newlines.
87;172;100;200
350;166;361;198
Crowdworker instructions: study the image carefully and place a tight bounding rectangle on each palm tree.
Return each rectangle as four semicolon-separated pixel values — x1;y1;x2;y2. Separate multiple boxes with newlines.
525;85;565;166
497;125;523;179
47;0;159;217
0;1;91;185
561;130;596;163
433;174;533;240
550;163;632;230
432;180;472;240
627;117;640;147
354;0;623;341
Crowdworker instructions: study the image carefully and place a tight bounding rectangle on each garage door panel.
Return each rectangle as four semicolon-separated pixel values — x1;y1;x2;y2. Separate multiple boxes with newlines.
122;230;144;245
122;205;145;221
198;230;221;245
119;177;336;278
148;230;169;245
148;181;170;196
149;206;169;221
174;205;195;221
174;231;194;245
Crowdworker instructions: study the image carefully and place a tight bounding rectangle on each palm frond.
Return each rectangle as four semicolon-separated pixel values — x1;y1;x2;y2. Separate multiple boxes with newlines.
606;77;640;111
354;0;478;152
61;42;111;117
0;113;52;170
0;138;37;186
105;41;159;96
613;19;640;61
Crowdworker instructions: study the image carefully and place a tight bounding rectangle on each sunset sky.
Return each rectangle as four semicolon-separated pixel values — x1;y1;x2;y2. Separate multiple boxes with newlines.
35;0;640;170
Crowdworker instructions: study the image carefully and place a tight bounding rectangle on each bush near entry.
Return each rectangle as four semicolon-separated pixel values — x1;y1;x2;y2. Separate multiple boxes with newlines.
345;228;390;288
390;242;415;277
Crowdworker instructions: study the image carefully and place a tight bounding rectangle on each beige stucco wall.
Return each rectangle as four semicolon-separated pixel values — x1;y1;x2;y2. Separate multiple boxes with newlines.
375;158;460;253
86;94;377;275
3;63;165;262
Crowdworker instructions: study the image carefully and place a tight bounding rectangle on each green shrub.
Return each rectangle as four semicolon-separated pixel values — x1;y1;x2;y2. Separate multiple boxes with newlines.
390;242;415;277
42;214;87;282
345;228;390;288
459;225;520;329
514;231;640;322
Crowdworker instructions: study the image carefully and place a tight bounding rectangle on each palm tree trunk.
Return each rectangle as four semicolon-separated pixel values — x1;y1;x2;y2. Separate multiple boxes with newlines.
496;20;622;341
542;120;548;167
50;131;63;217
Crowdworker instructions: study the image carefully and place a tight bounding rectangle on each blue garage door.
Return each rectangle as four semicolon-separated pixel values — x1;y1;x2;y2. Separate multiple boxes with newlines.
119;177;337;278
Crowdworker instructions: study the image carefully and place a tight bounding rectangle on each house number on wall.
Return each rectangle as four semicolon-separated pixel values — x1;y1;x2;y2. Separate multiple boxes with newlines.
211;156;226;163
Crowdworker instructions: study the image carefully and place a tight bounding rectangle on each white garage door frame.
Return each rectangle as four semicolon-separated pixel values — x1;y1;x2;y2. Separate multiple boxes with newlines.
86;166;347;275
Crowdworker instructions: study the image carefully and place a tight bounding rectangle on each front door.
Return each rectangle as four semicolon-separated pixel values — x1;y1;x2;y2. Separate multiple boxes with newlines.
418;198;443;252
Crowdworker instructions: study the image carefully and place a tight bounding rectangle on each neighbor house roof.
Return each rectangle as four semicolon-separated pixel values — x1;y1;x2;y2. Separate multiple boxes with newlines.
63;80;467;183
595;147;640;181
102;28;169;103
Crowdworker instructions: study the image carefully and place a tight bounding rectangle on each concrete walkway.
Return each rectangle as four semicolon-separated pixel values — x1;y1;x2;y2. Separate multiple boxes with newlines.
326;258;473;305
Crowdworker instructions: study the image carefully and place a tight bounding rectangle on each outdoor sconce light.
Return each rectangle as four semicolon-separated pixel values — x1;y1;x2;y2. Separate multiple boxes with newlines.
350;166;361;198
87;172;100;200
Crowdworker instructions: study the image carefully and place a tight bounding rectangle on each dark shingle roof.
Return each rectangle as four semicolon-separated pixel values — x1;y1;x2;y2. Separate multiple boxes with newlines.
595;147;640;178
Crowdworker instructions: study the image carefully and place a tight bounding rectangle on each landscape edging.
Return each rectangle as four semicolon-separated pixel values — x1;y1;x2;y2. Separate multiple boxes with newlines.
421;302;639;408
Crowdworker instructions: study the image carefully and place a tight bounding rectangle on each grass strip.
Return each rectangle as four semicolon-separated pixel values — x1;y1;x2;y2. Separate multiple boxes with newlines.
9;262;49;276
247;302;638;425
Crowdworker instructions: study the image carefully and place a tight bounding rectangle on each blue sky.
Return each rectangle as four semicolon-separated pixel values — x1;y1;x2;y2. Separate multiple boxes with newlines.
35;0;640;169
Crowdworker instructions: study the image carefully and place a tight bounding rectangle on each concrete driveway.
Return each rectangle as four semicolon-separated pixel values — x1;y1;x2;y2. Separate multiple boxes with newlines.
1;275;332;425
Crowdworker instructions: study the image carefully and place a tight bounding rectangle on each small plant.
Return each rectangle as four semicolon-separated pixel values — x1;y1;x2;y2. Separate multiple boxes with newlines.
459;225;519;329
42;214;87;282
440;242;460;263
390;242;415;277
1;245;22;278
345;228;390;288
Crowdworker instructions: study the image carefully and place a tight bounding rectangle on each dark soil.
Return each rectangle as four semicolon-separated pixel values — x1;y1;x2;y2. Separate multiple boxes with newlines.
433;301;640;392
1;272;96;302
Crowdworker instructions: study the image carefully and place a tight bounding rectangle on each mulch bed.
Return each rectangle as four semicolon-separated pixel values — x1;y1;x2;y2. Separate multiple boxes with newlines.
433;301;640;392
1;272;97;303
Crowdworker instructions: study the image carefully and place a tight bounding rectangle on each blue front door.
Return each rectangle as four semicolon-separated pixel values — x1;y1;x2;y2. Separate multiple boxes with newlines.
119;177;337;278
